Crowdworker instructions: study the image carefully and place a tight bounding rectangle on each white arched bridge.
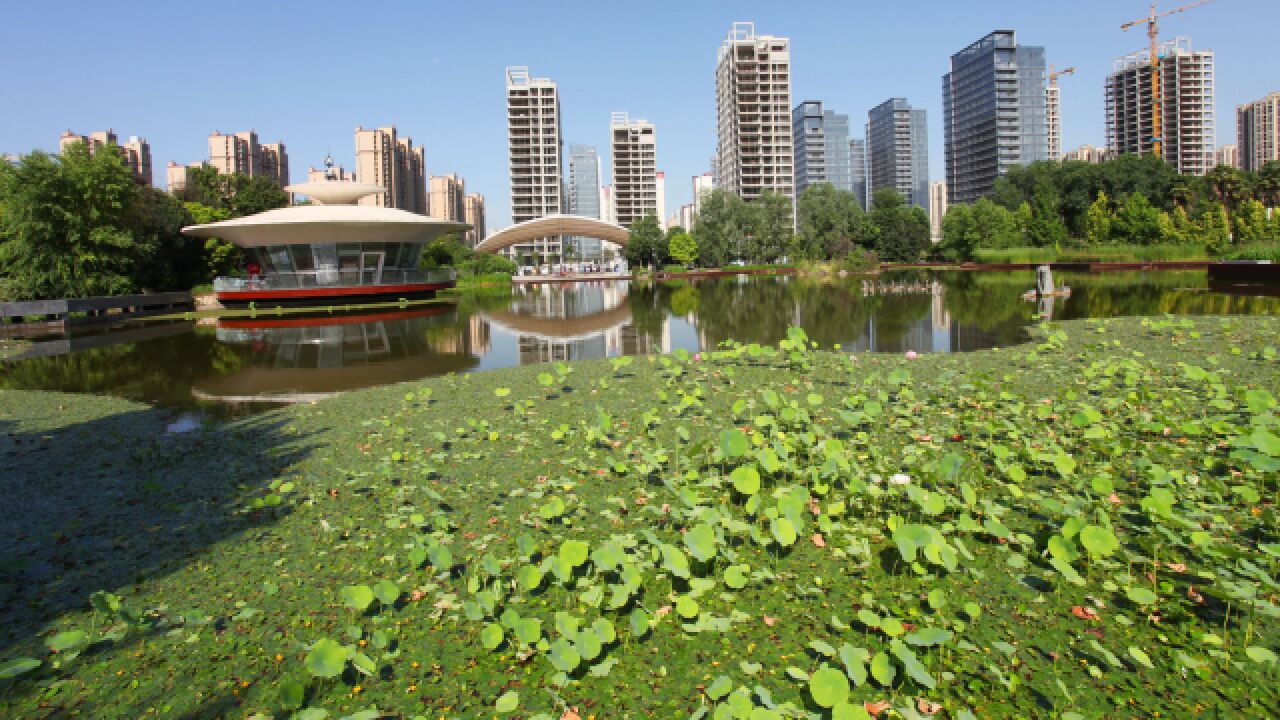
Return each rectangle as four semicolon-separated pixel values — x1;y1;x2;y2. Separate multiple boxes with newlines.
474;214;629;255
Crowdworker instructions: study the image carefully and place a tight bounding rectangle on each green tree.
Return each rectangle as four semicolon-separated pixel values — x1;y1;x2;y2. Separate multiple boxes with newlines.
796;183;865;260
1084;191;1113;245
970;199;1022;249
0;146;144;300
1199;203;1232;253
1255;161;1280;207
1112;192;1163;245
691;189;743;266
667;232;698;266
176;164;288;218
185;202;239;279
938;204;979;261
625;212;666;269
742;190;793;263
1233;199;1271;243
1203;164;1251;212
1024;187;1068;247
868;188;929;262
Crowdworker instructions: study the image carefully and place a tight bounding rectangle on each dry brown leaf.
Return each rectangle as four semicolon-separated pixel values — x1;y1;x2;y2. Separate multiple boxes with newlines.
1071;605;1100;621
560;707;581;720
917;697;942;715
864;700;892;716
811;533;826;548
762;615;777;627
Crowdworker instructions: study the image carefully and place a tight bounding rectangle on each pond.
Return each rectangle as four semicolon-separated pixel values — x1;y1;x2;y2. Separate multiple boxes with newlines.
2;269;1276;418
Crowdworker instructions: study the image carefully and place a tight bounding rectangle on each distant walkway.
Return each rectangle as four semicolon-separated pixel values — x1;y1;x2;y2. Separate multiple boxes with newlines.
512;272;631;284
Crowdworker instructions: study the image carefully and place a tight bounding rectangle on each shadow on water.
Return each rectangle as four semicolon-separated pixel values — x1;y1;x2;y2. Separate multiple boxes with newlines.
0;401;318;664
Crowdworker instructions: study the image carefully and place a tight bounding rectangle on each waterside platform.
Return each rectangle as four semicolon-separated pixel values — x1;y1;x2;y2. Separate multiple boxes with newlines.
0;292;193;331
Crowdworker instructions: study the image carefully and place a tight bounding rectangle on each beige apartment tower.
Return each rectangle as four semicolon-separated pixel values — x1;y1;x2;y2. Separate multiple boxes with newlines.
1105;38;1215;176
464;194;486;246
354;126;426;214
506;66;564;262
1061;144;1113;163
715;22;794;205
1237;92;1280;172
1214;144;1239;169
60;129;152;185
928;181;947;243
610;112;658;228
207;130;289;187
1047;84;1063;160
429;173;467;223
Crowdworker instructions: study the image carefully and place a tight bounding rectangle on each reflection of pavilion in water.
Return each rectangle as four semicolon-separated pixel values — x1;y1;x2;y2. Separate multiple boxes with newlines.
481;281;666;365
196;307;481;403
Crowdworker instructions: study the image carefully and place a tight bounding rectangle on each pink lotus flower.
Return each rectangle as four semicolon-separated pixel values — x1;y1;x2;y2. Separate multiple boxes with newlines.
693;352;702;362
905;351;919;360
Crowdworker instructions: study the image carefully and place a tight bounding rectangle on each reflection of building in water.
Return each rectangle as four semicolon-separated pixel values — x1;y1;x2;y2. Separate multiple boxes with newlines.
480;280;661;364
468;314;491;355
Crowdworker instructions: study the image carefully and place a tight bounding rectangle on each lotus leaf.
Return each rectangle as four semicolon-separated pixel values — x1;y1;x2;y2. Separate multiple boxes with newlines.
808;664;849;708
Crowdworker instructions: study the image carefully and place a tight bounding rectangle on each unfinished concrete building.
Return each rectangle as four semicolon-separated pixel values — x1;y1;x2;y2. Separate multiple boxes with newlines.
714;22;794;206
1105;37;1215;176
610;112;657;228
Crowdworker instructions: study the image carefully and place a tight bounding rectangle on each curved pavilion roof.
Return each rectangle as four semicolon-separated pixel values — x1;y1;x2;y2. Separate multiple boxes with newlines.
474;214;629;254
181;205;470;247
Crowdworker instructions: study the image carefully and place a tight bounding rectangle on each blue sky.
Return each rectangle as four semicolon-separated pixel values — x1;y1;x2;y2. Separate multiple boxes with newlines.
2;0;1275;230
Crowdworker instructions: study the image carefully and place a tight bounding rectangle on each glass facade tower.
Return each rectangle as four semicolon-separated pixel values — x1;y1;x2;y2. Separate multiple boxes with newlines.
567;144;603;260
942;30;1048;204
793;101;853;195
867;98;929;213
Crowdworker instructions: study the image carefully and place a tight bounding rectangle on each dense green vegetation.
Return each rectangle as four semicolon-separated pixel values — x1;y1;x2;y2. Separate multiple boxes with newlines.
420;233;518;278
939;156;1280;261
0;147;289;300
676;187;928;267
1;315;1277;719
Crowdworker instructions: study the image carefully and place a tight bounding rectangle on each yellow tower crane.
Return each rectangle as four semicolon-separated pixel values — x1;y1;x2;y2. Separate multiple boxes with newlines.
1049;65;1077;85
1121;0;1216;158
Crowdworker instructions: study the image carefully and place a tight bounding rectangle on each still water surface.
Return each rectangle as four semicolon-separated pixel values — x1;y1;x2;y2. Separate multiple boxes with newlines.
2;270;1275;417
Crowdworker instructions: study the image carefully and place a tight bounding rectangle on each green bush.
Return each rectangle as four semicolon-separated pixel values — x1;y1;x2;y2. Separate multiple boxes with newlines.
1219;242;1280;262
661;264;687;273
973;244;1209;264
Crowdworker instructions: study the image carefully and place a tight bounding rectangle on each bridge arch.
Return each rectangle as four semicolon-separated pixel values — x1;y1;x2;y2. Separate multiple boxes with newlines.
474;214;629;254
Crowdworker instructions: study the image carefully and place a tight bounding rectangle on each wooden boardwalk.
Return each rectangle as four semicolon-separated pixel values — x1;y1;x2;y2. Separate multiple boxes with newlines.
0;292;193;330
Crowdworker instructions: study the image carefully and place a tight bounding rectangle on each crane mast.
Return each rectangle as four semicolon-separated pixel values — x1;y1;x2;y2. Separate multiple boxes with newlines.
1120;0;1216;158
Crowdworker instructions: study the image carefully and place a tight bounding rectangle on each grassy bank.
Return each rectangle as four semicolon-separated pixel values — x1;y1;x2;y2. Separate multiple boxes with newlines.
972;244;1210;264
1;315;1278;719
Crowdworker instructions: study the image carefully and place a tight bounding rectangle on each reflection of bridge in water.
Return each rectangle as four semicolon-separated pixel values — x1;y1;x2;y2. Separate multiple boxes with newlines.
477;281;668;364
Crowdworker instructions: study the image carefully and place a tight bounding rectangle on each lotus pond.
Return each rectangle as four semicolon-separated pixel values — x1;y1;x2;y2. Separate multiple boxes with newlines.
0;313;1277;719
2;269;1277;419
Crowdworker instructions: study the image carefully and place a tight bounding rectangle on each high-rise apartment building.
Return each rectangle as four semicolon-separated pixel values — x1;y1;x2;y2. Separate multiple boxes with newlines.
464;194;486;246
610;112;658;228
60;129;152;185
715;22;794;206
1105;37;1214;176
207;130;289;188
428;173;466;223
943;30;1048;204
1214;144;1239;169
1061;144;1113;163
655;172;667;230
1237;92;1280;172
354;126;426;213
1047;83;1063;160
601;185;615;224
868;98;929;212
792;101;854;194
165;161;204;194
567;144;604;259
692;173;714;215
929;181;948;242
507;66;564;262
849;138;868;209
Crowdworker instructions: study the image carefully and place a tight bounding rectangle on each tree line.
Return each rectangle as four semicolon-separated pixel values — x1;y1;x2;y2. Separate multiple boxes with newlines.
0;146;288;300
625;185;931;269
939;155;1280;260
